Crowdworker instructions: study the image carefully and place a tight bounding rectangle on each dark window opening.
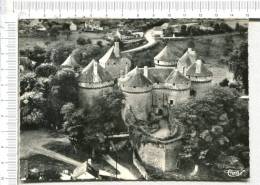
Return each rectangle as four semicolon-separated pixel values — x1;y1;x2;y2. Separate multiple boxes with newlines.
158;109;163;115
190;89;197;97
170;100;174;105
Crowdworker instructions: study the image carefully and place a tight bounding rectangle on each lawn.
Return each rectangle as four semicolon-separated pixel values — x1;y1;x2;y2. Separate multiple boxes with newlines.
19;31;109;50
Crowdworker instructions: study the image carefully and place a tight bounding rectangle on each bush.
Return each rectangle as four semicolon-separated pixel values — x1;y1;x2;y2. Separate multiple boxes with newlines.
35;63;57;77
77;37;87;45
20;72;37;95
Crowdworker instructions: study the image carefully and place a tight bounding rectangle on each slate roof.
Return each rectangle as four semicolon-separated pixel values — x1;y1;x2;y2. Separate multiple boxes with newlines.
78;59;113;83
154;45;182;64
186;60;213;77
99;44;131;67
165;70;190;84
125;67;173;84
178;48;197;67
122;67;152;87
61;55;80;68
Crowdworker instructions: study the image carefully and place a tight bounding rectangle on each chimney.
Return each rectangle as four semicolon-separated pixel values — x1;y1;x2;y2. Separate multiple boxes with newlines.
187;48;192;52
114;42;120;58
93;60;99;83
195;60;202;74
144;66;148;78
87;158;92;165
189;50;197;63
125;65;129;75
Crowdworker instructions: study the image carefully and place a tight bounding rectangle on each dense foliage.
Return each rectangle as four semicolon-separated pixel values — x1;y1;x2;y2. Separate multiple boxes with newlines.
169;87;249;178
227;41;248;94
61;86;126;155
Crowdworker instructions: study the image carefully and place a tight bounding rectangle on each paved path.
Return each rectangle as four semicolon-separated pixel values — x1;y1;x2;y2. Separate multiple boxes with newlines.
121;29;158;53
35;146;82;167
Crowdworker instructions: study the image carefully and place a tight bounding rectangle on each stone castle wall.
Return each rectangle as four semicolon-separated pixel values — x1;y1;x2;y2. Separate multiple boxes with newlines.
78;83;114;109
137;140;182;172
122;87;152;121
138;143;166;171
191;80;212;98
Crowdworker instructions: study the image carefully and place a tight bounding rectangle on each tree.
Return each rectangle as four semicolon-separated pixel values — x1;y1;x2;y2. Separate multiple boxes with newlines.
48;25;60;39
169;87;249;177
47;42;75;65
64;86;126;155
228;41;248;94
20;72;37;95
213;23;220;33
44;69;78;129
96;40;103;47
223;36;234;56
51;68;78;103
180;25;187;36
27;45;47;66
71;45;102;66
20;91;47;129
35;63;58;77
76;37;87;46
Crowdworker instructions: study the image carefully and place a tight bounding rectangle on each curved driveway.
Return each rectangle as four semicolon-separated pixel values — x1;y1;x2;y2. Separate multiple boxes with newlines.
121;29;158;53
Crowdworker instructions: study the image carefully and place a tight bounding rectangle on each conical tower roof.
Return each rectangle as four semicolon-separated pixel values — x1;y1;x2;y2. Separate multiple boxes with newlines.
79;59;113;83
186;59;213;77
61;55;79;68
178;48;197;67
122;67;152;87
154;45;180;63
166;69;190;84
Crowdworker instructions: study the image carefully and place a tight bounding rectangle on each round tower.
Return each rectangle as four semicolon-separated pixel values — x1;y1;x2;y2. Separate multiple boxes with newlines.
121;67;153;121
165;69;191;105
78;59;114;109
186;59;213;98
154;45;181;68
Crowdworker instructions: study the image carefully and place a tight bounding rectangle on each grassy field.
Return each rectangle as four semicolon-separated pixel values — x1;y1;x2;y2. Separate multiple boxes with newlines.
19;31;109;50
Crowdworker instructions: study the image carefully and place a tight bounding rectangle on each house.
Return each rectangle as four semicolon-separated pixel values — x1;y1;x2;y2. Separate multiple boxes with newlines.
85;20;104;31
69;22;77;31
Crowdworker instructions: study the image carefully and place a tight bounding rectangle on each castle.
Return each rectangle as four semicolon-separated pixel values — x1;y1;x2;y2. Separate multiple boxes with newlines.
68;42;213;120
62;42;213;172
119;45;213;121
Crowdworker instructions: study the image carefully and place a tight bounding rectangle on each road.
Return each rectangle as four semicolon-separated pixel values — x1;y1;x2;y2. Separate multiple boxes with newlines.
121;28;158;53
